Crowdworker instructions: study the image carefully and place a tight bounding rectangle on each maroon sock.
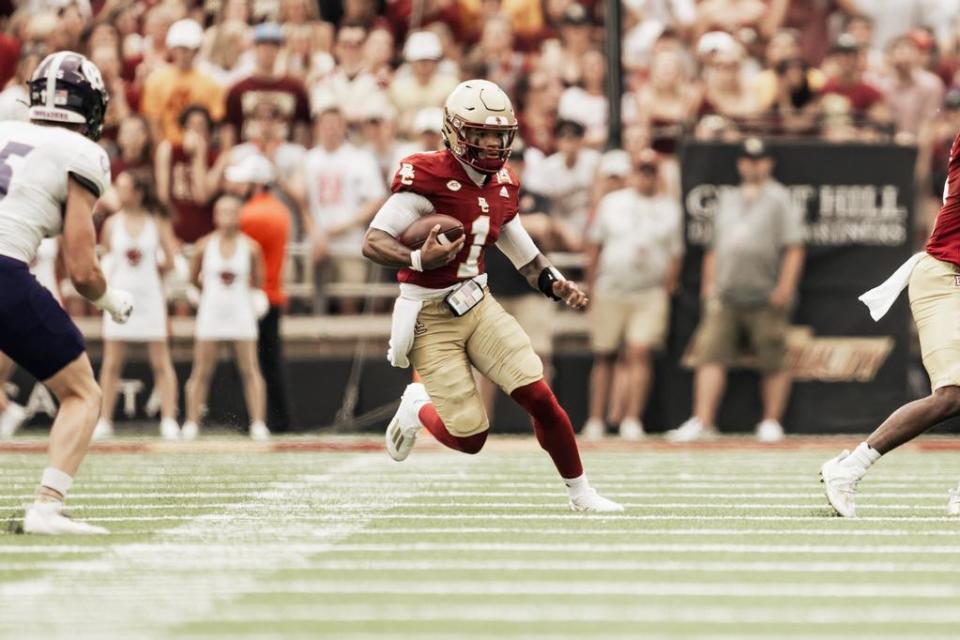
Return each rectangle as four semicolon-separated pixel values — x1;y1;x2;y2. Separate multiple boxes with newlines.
417;404;488;454
510;379;584;479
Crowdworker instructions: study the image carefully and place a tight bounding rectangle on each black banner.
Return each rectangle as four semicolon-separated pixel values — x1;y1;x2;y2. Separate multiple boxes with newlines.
666;139;918;433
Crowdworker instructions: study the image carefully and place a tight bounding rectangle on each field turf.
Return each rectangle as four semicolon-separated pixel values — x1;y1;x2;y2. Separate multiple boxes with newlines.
2;437;960;639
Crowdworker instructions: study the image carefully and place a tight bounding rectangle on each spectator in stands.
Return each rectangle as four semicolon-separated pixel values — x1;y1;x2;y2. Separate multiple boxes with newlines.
140;18;224;146
155;105;223;244
389;30;459;136
111;114;154;179
840;14;884;76
465;14;526;99
694;0;766;43
0;45;41;122
89;45;136;144
925;88;960;235
363;26;397;88
225;154;295;433
558;49;608;148
878;35;945;139
523;118;601;246
359;99;408;186
311;22;383;123
762;0;859;67
698;46;763;125
819;33;888;127
223;22;313;149
753;31;824;134
623;49;700;157
667;138;805;443
854;0;930;55
292;105;386;313
583;149;682;441
410;107;445;153
277;22;335;83
550;3;595;86
515;69;562;155
196;19;254;88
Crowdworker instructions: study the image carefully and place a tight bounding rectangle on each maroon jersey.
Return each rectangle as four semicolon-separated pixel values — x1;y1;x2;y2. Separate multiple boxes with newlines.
168;144;217;243
391;150;520;289
224;76;311;143
926;131;960;265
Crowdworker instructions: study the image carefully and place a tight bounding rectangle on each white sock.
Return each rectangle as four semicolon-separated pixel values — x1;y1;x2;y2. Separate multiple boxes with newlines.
844;442;881;477
410;399;430;428
251;420;268;431
39;467;73;501
563;473;590;498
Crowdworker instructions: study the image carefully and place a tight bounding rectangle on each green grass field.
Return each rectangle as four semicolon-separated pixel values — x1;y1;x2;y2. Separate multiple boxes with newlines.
2;438;960;639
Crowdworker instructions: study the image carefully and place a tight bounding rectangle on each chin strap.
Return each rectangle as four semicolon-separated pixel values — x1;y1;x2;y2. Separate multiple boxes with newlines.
537;266;563;301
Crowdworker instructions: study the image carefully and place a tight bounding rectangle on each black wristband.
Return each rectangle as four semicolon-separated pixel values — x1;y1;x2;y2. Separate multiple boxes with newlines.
537;267;562;300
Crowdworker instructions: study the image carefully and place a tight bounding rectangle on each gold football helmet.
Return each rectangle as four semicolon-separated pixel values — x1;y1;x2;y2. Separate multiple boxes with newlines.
442;79;518;174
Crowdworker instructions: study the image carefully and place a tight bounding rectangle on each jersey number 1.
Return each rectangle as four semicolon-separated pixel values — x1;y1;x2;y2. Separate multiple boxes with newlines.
457;214;490;278
0;142;34;201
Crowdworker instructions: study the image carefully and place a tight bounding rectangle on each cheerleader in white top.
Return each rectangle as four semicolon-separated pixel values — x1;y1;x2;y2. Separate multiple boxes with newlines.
183;195;269;441
94;172;181;441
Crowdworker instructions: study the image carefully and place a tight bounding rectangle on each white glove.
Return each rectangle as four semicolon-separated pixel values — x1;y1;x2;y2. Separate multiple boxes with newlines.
95;288;134;324
251;289;269;320
185;284;201;308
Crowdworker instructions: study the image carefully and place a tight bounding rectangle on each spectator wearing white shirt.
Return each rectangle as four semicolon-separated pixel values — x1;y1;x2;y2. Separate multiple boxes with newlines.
310;22;385;126
389;31;459;137
582;150;683;440
522;119;601;247
291;105;387;312
558;50;609;148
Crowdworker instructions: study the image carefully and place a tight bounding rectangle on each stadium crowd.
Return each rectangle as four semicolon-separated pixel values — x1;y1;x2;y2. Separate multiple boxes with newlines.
1;0;959;440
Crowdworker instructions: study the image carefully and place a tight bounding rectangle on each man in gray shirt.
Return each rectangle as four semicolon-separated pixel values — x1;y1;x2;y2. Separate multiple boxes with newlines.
667;137;805;442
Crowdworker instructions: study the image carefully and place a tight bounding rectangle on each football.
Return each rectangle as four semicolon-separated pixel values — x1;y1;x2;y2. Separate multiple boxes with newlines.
399;214;465;249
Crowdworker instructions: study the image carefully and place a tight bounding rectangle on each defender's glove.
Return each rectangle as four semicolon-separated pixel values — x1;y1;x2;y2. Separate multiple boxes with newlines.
95;288;134;324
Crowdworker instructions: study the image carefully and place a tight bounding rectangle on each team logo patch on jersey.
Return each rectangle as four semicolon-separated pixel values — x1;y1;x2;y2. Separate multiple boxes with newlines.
220;271;237;286
446;180;461;192
499;186;508;198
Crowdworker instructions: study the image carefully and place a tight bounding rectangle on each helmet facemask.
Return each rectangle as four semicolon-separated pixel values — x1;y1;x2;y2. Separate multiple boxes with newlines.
446;117;516;174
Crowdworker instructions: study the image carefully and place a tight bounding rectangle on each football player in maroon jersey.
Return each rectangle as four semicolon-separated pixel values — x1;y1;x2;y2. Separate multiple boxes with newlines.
821;129;960;517
362;79;622;512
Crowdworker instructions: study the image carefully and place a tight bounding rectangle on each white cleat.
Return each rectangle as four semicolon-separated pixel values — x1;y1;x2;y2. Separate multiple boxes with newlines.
0;403;27;440
385;383;428;462
581;417;605;441
664;417;716;443
159;418;181;441
21;502;109;535
755;418;785;443
948;485;960;516
618;418;645;441
249;421;271;442
569;488;625;513
181;421;199;441
820;450;859;518
91;418;113;441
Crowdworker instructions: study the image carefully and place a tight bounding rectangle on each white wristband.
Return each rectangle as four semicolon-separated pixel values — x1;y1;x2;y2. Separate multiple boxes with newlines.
409;249;423;272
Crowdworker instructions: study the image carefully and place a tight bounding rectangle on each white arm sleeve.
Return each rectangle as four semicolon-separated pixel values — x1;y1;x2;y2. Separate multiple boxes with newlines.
369;192;436;237
496;215;541;268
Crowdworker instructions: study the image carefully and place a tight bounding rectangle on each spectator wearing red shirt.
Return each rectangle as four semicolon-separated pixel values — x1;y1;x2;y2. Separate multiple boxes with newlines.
223;22;312;149
228;154;295;432
820;34;888;123
155;106;224;243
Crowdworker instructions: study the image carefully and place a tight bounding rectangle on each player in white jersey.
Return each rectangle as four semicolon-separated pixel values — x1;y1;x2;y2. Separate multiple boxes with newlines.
0;51;133;535
93;171;181;441
183;195;269;441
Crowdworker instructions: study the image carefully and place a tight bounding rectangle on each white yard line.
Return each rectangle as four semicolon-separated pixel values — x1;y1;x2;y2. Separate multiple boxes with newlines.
321;541;960;554
0;454;418;637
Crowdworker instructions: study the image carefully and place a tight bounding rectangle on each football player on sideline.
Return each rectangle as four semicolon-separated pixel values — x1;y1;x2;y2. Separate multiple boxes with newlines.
822;126;960;517
362;79;622;512
0;52;133;534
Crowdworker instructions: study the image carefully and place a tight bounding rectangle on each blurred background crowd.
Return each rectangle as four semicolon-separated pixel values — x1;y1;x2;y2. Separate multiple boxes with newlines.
0;0;958;438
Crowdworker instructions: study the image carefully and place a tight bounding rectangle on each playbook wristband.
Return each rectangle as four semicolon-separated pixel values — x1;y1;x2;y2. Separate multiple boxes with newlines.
409;249;424;272
537;267;563;301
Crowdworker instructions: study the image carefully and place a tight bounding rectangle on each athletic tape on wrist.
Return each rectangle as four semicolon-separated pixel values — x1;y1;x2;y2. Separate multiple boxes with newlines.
410;249;424;272
537;267;563;300
40;467;73;497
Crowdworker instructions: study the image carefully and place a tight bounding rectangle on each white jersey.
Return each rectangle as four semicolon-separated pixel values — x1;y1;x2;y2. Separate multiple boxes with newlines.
0;121;110;264
103;213;168;341
31;237;61;304
195;233;258;341
303;142;386;255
